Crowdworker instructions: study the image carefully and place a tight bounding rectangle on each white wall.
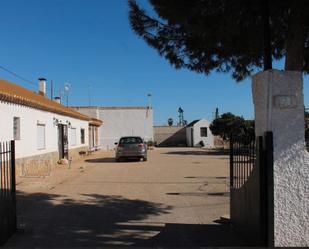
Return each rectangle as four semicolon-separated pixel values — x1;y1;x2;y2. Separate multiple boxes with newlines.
253;70;309;247
186;119;214;148
74;107;154;150
0;101;89;159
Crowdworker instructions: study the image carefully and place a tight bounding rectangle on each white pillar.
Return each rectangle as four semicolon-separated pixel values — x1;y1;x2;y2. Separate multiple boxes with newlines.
252;69;309;247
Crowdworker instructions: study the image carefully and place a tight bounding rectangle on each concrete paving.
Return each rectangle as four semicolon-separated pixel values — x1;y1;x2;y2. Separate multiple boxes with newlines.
6;147;250;247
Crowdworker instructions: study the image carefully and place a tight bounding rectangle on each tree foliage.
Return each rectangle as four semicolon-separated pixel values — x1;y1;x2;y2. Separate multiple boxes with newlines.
209;112;254;140
129;0;309;81
168;118;173;126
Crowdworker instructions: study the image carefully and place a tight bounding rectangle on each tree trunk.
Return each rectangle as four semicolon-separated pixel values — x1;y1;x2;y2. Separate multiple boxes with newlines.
284;1;306;71
262;0;272;70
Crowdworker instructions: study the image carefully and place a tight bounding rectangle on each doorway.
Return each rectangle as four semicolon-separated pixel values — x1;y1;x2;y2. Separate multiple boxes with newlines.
58;124;68;159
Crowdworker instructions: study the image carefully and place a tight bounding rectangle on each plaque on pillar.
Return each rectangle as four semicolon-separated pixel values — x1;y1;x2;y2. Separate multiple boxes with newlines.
273;95;296;109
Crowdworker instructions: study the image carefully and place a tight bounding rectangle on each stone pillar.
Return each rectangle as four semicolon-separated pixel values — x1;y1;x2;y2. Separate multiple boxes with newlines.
252;69;309;247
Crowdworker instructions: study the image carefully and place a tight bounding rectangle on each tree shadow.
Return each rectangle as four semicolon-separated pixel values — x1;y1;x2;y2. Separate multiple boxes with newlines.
7;191;171;247
166;192;230;197
137;223;253;246
165;149;229;156
5;191;257;247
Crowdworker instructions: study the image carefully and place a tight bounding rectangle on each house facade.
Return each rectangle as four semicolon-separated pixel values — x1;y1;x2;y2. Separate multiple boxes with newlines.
186;119;214;148
73;106;154;150
0;79;102;175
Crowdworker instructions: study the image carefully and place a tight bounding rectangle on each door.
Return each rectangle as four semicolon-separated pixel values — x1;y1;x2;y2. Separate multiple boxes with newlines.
191;128;194;147
58;124;68;159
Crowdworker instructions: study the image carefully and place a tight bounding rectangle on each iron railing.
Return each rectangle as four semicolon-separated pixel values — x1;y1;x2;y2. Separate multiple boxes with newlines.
230;135;256;189
0;140;17;245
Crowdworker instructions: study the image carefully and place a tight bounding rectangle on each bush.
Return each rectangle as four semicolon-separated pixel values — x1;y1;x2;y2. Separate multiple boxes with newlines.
147;140;154;147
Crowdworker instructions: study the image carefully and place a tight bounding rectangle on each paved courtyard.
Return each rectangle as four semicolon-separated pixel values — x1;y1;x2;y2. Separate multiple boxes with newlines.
6;147;249;247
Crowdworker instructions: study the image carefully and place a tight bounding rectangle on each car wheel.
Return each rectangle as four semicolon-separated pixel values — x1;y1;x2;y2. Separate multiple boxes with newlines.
116;158;121;162
143;157;148;162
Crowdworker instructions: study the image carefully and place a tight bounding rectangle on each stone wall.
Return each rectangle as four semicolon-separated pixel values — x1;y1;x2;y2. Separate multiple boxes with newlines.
16;146;88;177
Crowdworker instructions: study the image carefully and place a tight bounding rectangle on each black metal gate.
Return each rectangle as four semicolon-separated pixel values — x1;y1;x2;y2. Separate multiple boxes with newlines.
230;132;273;246
0;140;17;245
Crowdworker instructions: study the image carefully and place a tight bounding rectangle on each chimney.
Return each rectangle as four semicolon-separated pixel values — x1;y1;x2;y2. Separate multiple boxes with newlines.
38;78;46;96
54;96;61;104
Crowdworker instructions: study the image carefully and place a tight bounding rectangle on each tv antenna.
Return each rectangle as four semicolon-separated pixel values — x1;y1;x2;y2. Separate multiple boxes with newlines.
64;82;71;107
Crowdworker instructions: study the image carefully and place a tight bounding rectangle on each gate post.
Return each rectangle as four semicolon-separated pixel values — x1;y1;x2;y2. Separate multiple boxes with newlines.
264;131;274;247
257;136;267;245
252;70;309;247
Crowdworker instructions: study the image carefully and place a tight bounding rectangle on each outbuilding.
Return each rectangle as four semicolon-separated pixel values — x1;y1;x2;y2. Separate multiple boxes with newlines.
0;78;102;175
73;106;153;150
186;119;214;148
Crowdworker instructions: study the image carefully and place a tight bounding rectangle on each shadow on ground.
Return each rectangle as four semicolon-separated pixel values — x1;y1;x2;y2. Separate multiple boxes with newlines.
166;192;230;197
165;149;229;156
139;223;251;246
7;191;170;247
6;191;253;247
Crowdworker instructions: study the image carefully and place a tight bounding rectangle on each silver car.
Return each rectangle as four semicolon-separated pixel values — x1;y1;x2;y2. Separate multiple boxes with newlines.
115;136;147;162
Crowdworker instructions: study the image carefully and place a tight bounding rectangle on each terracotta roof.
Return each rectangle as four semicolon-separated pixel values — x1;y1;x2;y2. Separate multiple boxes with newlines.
89;118;103;126
73;106;152;110
0;79;102;123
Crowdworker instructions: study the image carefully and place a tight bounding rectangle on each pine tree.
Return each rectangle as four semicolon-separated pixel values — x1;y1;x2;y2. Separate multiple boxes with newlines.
129;0;309;81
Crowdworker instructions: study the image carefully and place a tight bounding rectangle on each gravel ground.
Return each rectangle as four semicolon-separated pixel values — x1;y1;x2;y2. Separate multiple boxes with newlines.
6;147;250;247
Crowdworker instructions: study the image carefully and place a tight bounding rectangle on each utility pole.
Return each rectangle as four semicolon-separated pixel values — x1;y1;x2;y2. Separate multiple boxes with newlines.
147;93;152;108
88;84;92;106
50;80;53;100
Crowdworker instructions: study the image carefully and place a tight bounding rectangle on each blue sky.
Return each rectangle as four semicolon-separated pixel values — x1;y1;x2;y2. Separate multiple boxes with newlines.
0;0;308;125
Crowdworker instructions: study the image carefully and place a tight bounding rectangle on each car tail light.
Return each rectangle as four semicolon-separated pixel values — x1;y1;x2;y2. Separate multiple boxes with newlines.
118;144;124;148
138;143;145;150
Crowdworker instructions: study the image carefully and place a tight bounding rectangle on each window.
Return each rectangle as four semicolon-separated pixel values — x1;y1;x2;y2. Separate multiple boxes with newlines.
119;137;143;144
70;128;76;146
13;117;20;140
80;128;85;144
37;124;46;150
200;127;208;137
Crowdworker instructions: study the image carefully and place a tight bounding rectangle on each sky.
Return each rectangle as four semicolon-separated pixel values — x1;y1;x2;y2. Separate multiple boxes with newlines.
0;0;308;125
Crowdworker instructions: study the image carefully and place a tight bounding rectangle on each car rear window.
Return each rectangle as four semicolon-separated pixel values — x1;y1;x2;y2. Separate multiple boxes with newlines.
119;137;143;144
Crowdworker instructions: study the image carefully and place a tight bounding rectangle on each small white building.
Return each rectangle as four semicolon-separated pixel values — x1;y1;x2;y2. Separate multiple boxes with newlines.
186;119;214;148
0;78;102;174
73;106;154;150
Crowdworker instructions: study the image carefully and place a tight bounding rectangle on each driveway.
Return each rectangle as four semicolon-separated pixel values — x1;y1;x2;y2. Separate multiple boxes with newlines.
6;147;249;247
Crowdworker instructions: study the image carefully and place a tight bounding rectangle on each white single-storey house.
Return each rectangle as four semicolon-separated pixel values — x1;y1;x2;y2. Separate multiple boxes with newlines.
186;119;214;148
0;78;102;174
73;106;154;150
